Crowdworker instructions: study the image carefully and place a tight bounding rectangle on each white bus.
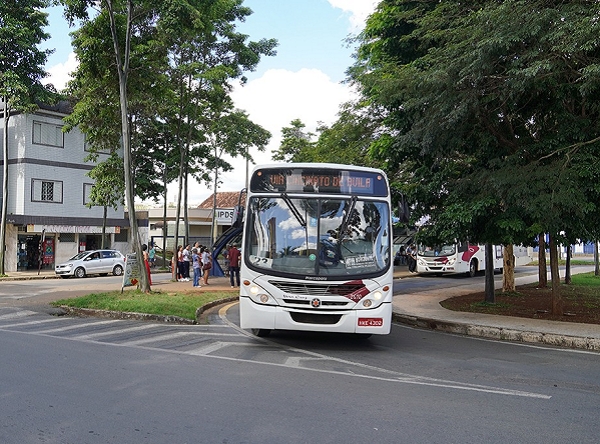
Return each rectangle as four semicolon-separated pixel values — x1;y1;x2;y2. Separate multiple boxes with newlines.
415;242;531;277
239;163;394;337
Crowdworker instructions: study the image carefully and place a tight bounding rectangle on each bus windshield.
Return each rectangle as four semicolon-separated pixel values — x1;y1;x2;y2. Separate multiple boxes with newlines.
417;244;457;257
246;196;390;278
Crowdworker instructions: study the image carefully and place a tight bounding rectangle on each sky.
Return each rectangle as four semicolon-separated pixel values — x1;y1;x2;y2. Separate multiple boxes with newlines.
41;0;379;206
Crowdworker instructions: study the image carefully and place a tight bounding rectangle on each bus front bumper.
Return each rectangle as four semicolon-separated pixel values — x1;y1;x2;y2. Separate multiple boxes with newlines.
239;296;392;335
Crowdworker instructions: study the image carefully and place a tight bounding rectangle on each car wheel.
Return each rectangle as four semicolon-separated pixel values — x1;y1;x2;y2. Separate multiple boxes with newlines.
251;328;271;337
74;267;86;278
113;265;123;276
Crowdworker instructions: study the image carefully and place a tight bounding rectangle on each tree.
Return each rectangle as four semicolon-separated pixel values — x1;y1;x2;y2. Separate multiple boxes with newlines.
61;0;276;291
204;101;270;244
85;153;126;248
0;0;54;275
272;119;316;162
351;0;600;312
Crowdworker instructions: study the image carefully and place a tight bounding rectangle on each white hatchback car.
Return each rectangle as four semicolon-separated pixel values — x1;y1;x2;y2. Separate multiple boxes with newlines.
55;249;126;278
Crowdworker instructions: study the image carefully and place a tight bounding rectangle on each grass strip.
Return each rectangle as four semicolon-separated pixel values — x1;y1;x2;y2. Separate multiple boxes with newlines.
52;289;237;321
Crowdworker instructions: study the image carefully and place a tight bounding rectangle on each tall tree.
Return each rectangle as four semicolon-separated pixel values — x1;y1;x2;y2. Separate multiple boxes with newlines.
272;119;315;162
0;0;54;274
351;0;600;311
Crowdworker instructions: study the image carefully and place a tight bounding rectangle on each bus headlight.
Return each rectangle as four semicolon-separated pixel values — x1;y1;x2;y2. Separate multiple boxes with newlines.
247;283;274;305
360;289;386;309
447;258;456;266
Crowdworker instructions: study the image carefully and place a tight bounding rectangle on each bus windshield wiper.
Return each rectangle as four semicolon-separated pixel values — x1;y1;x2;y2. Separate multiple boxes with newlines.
281;193;306;227
339;195;358;239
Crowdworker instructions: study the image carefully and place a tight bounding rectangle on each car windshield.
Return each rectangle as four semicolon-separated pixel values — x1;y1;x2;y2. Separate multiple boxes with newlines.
245;196;390;278
69;251;93;261
418;244;456;257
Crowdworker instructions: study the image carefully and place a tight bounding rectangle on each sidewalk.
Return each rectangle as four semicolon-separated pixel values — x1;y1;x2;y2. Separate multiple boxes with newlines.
2;266;600;351
392;265;600;351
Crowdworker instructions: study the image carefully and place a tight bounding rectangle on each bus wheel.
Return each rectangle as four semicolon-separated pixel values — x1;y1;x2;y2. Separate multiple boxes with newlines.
467;261;477;277
251;328;271;337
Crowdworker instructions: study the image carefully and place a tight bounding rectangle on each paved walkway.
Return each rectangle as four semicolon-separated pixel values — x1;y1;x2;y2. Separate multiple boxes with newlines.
3;266;600;351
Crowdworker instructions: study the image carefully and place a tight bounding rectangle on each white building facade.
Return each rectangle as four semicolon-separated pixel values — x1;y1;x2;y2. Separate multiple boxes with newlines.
0;102;129;272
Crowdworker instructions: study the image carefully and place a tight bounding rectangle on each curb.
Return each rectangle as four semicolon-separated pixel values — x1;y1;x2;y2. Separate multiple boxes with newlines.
392;313;600;351
57;295;240;326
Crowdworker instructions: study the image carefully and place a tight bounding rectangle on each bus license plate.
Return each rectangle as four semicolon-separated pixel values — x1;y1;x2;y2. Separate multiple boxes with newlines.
358;317;383;327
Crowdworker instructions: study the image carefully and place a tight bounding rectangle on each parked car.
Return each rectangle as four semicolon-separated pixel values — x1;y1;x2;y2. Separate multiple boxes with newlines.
55;249;126;278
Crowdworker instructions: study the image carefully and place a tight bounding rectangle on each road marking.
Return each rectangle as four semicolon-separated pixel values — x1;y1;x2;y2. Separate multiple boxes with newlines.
0;306;553;400
33;319;122;334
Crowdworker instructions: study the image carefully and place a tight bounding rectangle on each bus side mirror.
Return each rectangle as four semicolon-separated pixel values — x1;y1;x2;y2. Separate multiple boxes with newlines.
232;205;244;228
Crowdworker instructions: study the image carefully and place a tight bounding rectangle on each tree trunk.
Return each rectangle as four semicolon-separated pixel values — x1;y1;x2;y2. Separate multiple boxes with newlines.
101;206;107;249
564;244;572;285
162;168;168;269
502;244;515;292
110;0;149;292
0;99;9;275
538;234;547;288
548;233;562;315
184;160;189;246
595;240;599;277
173;142;185;280
484;243;495;303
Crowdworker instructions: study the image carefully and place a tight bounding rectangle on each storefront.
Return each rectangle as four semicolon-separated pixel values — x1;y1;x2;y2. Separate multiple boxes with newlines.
16;233;56;271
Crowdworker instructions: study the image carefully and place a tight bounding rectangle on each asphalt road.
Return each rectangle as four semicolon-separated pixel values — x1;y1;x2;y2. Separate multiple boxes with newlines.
1;269;599;443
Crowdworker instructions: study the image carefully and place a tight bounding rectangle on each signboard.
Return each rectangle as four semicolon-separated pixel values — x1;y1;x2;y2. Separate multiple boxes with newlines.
250;167;388;196
215;209;234;224
122;253;141;292
42;238;54;264
28;224;120;234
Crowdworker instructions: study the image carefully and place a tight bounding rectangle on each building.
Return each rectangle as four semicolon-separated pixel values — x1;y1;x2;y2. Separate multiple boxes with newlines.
0;102;129;272
147;191;245;252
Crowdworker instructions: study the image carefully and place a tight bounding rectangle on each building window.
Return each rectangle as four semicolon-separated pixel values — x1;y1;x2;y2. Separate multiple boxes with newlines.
84;139;111;154
42;181;54;201
83;183;93;205
60;233;76;242
32;179;63;203
114;228;128;243
32;121;64;148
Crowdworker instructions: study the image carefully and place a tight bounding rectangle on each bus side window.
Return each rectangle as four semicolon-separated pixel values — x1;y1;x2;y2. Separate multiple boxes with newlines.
458;242;468;253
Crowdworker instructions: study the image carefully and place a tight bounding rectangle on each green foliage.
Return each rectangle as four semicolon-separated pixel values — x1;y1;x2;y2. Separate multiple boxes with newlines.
52;288;236;321
0;0;55;109
351;0;600;248
272;119;316;162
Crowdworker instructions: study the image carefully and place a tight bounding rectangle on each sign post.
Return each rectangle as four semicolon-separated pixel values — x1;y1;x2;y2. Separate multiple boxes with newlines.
121;253;141;293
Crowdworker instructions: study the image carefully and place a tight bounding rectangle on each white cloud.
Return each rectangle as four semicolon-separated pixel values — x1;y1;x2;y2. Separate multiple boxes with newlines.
327;0;379;31
209;68;355;201
43;52;77;91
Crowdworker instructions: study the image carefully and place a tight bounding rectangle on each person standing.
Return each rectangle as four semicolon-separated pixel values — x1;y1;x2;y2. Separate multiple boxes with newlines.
176;245;185;281
228;244;241;288
407;244;417;273
148;244;156;268
192;248;202;288
201;247;212;285
182;244;191;281
142;244;152;286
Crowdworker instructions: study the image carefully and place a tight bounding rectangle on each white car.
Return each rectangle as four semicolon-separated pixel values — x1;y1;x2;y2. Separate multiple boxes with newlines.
55;249;126;278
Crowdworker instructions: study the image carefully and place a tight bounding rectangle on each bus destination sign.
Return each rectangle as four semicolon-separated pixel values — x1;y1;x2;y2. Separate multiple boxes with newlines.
251;168;388;196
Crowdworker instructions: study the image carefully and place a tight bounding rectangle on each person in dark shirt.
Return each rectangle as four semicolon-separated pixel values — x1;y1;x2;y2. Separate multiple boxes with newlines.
228;244;241;287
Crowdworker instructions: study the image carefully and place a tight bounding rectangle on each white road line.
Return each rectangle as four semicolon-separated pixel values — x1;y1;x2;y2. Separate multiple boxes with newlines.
187;341;263;356
0;317;66;329
33;319;122;334
75;323;159;339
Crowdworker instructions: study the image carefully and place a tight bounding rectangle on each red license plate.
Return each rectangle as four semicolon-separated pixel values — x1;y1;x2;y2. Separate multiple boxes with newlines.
358;317;383;327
